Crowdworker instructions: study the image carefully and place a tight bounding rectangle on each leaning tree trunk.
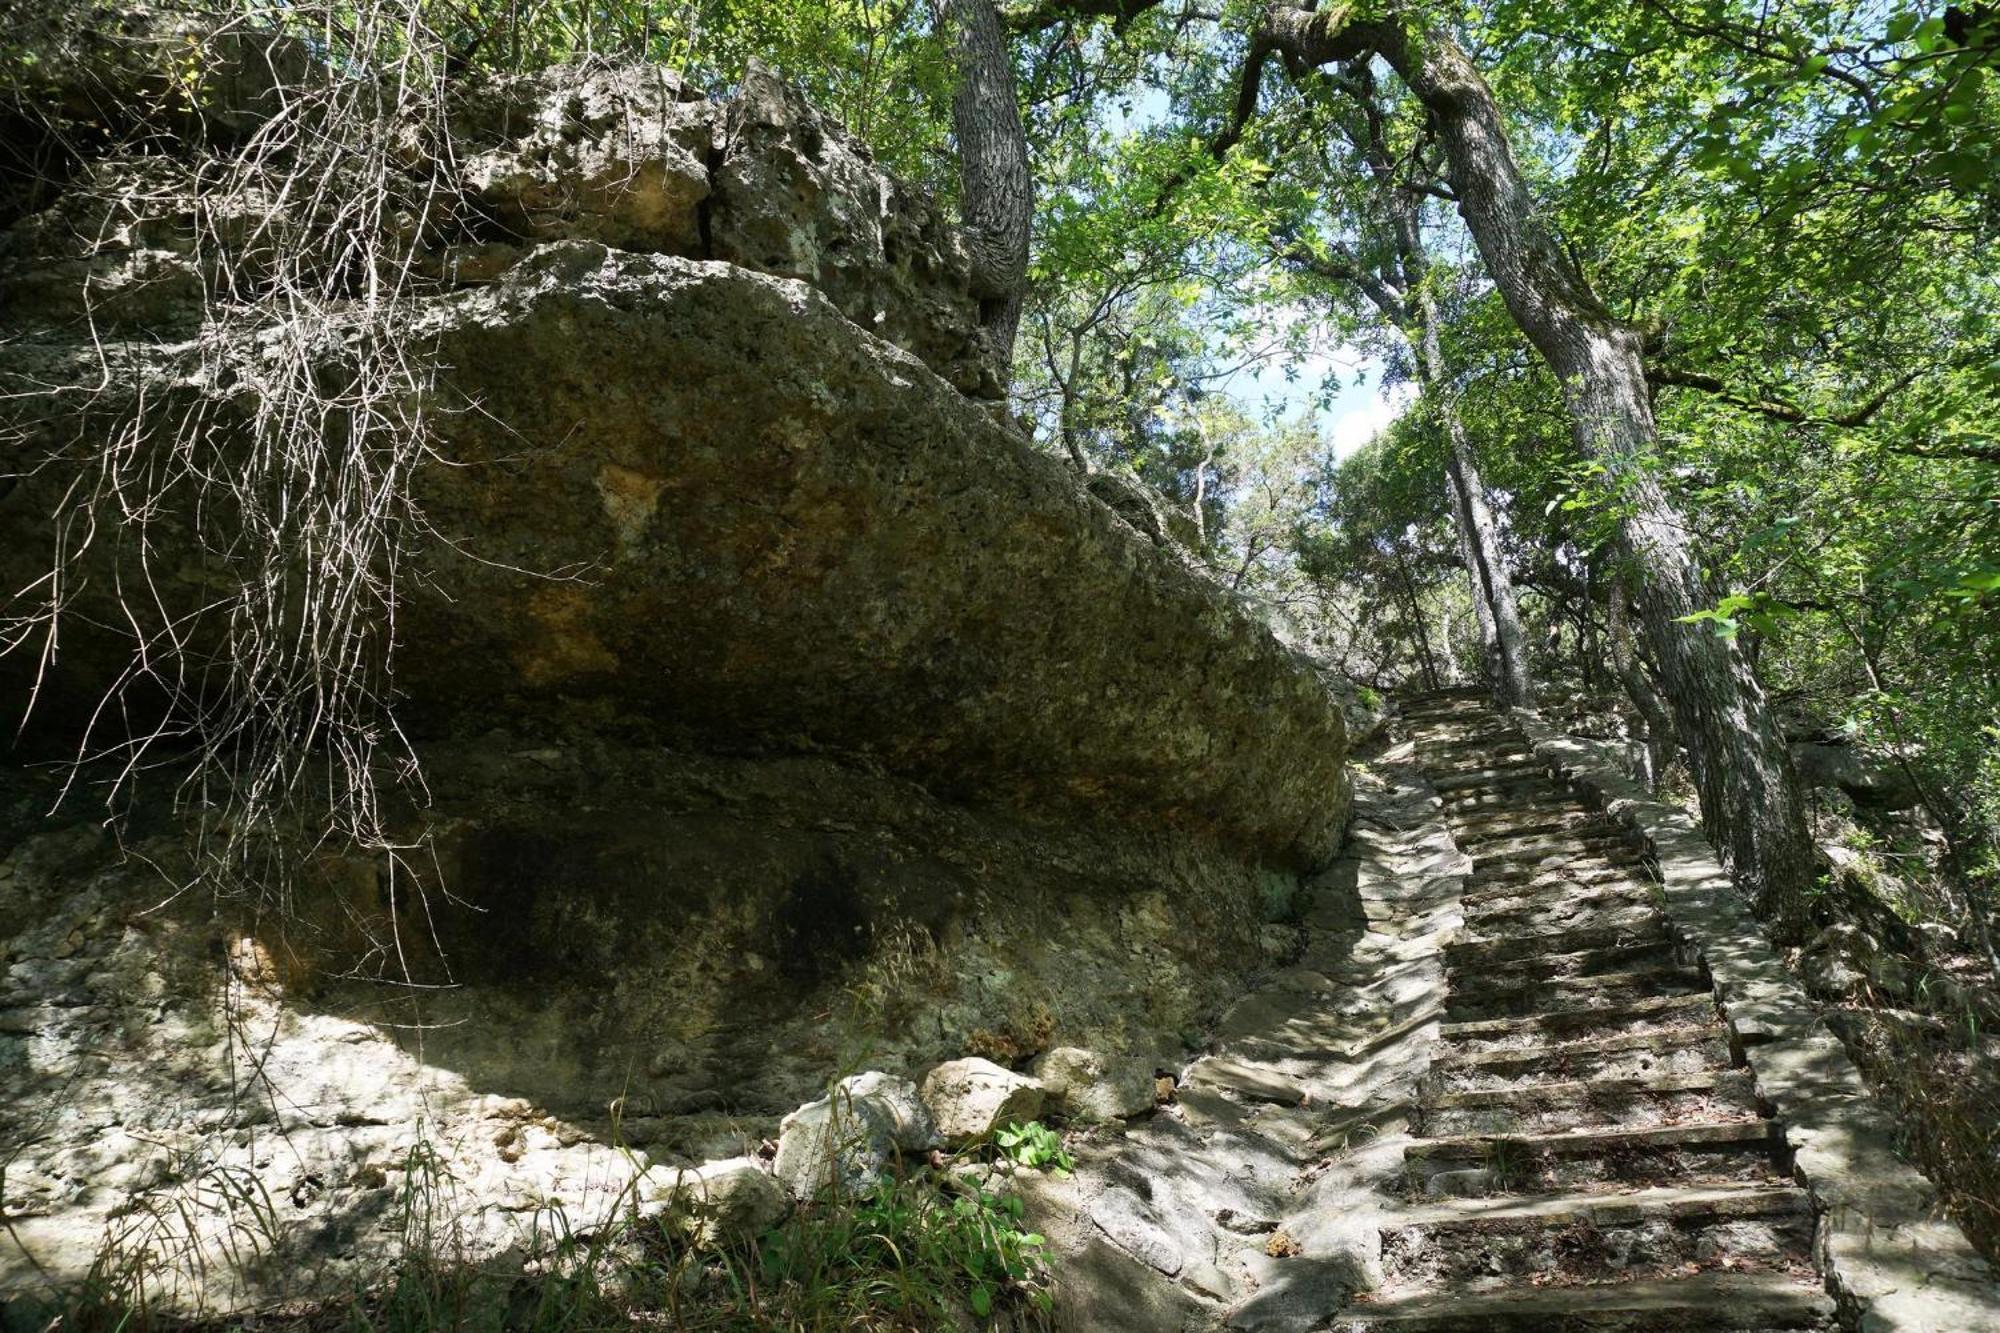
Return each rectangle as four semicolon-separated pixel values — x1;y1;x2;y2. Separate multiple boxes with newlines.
940;0;1032;382
1416;305;1533;708
1251;4;1816;930
1448;477;1502;684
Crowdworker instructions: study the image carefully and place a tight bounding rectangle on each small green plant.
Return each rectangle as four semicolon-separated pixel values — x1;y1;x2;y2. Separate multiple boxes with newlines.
995;1120;1074;1177
730;1173;1054;1327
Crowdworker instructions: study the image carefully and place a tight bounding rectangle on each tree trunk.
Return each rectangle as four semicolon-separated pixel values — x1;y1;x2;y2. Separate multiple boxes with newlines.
1388;544;1443;690
1251;4;1816;930
1609;573;1675;789
1416;306;1533;708
1449;473;1501;684
940;0;1032;382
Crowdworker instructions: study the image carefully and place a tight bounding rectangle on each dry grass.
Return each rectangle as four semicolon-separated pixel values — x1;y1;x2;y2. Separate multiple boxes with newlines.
1;3;479;952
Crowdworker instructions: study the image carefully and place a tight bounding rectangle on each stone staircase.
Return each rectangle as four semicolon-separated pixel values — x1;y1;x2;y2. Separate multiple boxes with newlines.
1335;688;1837;1331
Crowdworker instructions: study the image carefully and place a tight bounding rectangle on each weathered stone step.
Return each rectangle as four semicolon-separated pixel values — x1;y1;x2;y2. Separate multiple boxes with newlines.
1404;713;1504;732
1462;875;1656;924
1446;962;1702;1022
1462;937;1680;988
1419;1069;1758;1136
1379;1182;1815;1289
1448;913;1667;966
1432;759;1550;792
1329;1271;1835;1331
1444;803;1583;838
1400;691;1493;717
1444;786;1573;815
1470;830;1629;866
1468;849;1649;891
1429;1026;1731;1093
1403;1119;1783;1197
1450;814;1588;847
1439;993;1715;1050
1420;733;1530;758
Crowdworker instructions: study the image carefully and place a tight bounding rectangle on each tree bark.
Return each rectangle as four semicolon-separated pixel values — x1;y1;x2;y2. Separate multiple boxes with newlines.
940;0;1033;382
1248;3;1816;930
1609;573;1675;789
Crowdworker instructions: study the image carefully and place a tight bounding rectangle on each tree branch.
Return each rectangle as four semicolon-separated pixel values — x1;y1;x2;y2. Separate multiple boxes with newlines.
1000;0;1168;35
1646;365;1919;428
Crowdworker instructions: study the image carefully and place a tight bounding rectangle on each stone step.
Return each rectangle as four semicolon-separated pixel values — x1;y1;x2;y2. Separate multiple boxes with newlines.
1448;913;1667;966
1400;692;1494;717
1403;1119;1783;1197
1443;781;1572;809
1418;1069;1759;1136
1429;1026;1732;1093
1420;733;1530;758
1421;749;1534;774
1462;937;1681;988
1378;1182;1815;1290
1468;849;1649;891
1444;802;1583;838
1451;815;1588;847
1462;875;1656;924
1472;820;1624;852
1329;1271;1835;1331
1439;993;1716;1051
1444;785;1574;815
1416;728;1520;748
1408;700;1504;720
1432;759;1550;792
1470;835;1644;867
1446;962;1704;1022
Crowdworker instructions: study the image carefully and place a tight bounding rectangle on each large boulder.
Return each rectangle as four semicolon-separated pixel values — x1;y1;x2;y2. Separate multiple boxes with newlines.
772;1071;939;1200
638;1156;791;1246
0;247;1351;867
922;1057;1047;1143
0;47;1351;867
1034;1047;1158;1123
384;244;1349;865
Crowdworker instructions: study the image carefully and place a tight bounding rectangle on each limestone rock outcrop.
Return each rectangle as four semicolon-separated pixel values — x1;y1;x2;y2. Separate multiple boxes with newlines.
638;1157;792;1246
1;44;1350;869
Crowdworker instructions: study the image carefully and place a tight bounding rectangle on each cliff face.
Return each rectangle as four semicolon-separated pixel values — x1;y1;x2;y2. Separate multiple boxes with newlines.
1;51;1348;865
0;28;1352;1309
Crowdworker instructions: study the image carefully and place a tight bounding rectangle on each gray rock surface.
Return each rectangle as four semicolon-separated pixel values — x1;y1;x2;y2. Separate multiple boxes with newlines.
921;1058;1047;1144
1012;746;1463;1329
0;17;1364;1322
1034;1047;1159;1123
1;244;1351;866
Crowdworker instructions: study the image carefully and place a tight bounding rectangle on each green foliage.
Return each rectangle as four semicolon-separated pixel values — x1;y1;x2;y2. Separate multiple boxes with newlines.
995;1120;1075;1176
751;1177;1052;1326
